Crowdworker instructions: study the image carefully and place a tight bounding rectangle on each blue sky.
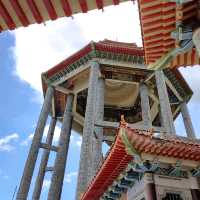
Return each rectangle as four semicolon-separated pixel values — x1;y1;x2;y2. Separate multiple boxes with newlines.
0;31;82;199
0;1;200;199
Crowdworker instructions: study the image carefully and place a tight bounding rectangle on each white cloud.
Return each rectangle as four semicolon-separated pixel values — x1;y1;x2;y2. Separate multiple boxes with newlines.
43;124;82;147
0;133;19;152
42;179;51;190
20;125;82;147
20;133;34;146
43;124;61;144
12;18;85;93
70;133;82;148
11;2;140;99
180;66;200;104
75;2;141;45
3;175;9;180
76;139;82;147
42;172;77;189
64;172;78;183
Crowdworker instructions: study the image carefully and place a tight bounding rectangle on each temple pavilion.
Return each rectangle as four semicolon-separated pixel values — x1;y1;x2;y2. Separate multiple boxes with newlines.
16;39;200;200
0;0;199;200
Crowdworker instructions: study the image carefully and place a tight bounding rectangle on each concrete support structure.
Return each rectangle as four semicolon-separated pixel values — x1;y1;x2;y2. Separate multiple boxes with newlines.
32;117;57;200
144;173;157;200
48;93;74;200
16;86;54;200
181;101;196;139
139;82;152;128
155;70;176;134
92;76;105;177
76;61;100;199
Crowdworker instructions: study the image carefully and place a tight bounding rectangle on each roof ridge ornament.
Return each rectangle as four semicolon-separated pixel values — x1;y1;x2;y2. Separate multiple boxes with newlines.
120;115;128;128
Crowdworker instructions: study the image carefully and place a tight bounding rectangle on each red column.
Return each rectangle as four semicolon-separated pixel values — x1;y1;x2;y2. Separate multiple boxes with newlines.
145;183;157;200
144;173;157;200
191;189;200;200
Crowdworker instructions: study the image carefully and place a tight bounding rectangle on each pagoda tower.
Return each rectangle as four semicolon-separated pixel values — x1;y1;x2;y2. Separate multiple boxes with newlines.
16;40;200;200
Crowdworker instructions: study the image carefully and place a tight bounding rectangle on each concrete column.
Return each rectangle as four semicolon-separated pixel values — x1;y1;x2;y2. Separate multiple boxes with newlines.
32;117;57;200
144;173;157;200
155;70;176;134
76;61;100;199
48;93;74;200
16;86;54;200
181;102;196;139
189;171;200;199
92;76;105;177
139;82;152;128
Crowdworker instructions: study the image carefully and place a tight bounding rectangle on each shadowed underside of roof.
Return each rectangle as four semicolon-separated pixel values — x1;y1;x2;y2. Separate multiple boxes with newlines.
138;0;200;68
0;0;129;32
81;126;200;200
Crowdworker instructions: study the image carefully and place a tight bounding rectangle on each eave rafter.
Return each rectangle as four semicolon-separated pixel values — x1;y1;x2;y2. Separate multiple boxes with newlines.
0;0;129;32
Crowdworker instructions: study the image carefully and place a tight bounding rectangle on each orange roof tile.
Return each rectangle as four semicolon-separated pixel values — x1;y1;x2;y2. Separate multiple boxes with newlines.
138;0;200;68
81;126;200;200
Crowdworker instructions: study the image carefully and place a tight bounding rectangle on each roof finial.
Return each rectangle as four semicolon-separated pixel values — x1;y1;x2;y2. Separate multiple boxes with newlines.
120;115;128;128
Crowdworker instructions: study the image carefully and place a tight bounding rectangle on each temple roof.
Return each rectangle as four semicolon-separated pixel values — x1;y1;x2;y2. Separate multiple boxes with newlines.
41;40;192;124
41;39;144;119
81;125;200;200
1;1;199;69
138;0;200;68
0;0;128;31
43;39;144;78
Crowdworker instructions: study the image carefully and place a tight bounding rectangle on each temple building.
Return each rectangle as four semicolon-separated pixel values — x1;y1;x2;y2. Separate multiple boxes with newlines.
16;40;200;200
1;0;200;200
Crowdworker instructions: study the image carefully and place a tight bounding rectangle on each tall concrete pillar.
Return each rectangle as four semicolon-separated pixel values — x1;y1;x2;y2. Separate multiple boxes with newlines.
48;93;74;200
91;76;105;177
155;70;176;134
181;102;196;139
16;86;54;200
139;82;152;128
76;61;100;199
32;117;57;200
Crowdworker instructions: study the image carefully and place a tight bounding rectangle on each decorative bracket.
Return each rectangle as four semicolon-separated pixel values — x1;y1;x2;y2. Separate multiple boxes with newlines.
168;160;182;176
191;166;200;177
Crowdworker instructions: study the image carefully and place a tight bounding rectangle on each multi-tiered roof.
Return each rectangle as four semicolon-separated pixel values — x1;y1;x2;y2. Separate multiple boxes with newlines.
138;0;200;68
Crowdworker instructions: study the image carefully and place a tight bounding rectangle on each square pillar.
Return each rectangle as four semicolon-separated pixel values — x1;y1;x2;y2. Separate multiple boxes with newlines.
16;86;54;200
155;70;176;134
32;117;57;200
180;102;196;139
48;93;74;200
92;76;105;177
139;82;152;128
76;61;100;199
144;173;157;200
